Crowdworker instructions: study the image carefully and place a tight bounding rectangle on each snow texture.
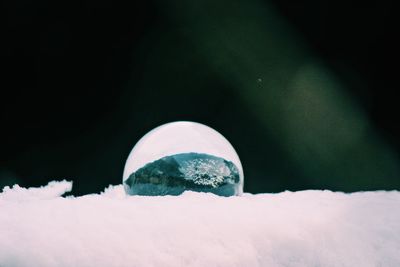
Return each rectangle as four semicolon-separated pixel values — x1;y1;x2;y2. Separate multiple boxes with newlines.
1;181;400;267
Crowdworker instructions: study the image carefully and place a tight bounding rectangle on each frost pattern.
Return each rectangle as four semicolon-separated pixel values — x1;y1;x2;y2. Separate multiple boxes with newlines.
179;158;231;187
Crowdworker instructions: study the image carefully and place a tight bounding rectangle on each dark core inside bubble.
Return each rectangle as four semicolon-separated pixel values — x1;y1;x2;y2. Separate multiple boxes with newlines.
124;152;240;197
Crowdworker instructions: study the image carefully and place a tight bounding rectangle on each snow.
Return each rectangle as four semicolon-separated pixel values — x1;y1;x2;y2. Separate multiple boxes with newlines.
122;121;244;183
1;181;400;267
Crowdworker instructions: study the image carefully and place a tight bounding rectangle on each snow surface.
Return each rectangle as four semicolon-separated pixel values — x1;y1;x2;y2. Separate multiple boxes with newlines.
1;181;400;267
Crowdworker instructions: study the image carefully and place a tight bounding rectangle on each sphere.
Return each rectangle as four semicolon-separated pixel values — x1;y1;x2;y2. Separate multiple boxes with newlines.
123;121;243;196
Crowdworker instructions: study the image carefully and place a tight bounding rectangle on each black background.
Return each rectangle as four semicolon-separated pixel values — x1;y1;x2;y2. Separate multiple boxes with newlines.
2;0;399;195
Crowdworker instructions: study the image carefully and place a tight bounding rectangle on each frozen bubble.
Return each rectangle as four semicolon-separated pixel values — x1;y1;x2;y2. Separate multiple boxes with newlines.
123;121;243;196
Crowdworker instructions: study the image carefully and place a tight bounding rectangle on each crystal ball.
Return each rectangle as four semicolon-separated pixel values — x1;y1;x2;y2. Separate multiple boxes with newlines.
123;121;244;196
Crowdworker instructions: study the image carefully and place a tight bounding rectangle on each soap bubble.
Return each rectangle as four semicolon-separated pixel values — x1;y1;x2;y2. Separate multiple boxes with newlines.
123;121;243;196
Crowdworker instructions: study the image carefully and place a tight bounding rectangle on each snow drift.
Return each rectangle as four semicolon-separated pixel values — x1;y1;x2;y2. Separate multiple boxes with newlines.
1;181;400;267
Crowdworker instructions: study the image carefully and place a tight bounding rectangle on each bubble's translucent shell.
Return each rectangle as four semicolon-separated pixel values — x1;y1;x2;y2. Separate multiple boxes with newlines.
123;121;244;196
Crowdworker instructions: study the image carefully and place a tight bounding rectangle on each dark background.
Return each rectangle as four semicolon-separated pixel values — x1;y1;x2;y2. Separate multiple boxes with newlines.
2;0;399;195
